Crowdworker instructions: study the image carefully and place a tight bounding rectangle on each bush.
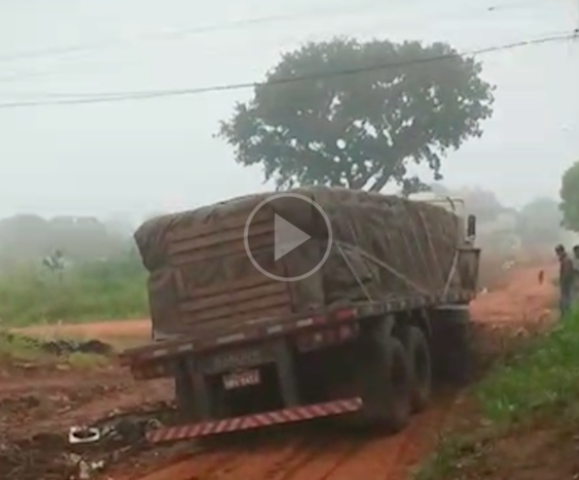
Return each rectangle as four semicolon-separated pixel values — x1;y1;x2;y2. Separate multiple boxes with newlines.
0;253;148;327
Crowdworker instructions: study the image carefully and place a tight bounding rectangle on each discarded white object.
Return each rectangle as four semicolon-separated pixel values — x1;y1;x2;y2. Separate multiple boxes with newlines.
146;418;162;430
69;426;101;444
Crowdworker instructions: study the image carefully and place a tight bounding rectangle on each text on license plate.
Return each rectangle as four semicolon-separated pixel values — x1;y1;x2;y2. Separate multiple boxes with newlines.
222;369;261;390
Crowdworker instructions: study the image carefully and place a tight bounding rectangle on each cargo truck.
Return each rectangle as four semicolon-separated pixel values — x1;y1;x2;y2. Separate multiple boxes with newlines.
119;187;480;444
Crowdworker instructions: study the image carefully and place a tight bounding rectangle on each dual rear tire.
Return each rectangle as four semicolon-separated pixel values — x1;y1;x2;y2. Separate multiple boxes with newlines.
355;310;472;433
356;325;432;432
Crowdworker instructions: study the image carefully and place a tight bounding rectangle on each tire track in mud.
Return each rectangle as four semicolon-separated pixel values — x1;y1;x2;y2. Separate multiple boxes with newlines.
303;393;456;480
128;433;323;480
272;438;365;480
199;435;326;480
121;393;458;480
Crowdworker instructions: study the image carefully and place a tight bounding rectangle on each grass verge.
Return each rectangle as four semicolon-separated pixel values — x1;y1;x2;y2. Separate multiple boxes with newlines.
415;311;579;480
0;331;112;370
0;331;46;364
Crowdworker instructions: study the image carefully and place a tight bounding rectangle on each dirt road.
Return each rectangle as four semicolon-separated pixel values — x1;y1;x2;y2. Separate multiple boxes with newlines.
4;263;553;480
121;395;455;480
15;319;151;340
470;264;555;324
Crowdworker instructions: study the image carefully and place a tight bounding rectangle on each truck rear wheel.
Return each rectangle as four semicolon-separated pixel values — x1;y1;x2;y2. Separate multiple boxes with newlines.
359;335;411;433
404;326;432;413
432;307;472;385
174;363;200;422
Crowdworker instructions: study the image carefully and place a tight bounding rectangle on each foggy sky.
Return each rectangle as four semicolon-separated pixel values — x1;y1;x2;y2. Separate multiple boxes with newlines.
0;0;577;221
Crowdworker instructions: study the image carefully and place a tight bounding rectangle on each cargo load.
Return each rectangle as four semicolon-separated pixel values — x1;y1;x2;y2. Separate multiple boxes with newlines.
135;187;472;340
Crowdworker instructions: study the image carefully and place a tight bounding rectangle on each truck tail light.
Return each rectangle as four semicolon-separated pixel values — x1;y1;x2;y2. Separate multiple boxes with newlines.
295;324;358;352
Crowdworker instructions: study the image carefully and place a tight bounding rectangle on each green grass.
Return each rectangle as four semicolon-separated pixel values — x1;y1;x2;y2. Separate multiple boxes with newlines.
66;351;111;370
475;314;579;424
0;254;148;327
414;310;579;480
0;331;47;363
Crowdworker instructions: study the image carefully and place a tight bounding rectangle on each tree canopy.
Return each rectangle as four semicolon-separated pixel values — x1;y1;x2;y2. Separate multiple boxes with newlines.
219;37;494;194
560;160;579;232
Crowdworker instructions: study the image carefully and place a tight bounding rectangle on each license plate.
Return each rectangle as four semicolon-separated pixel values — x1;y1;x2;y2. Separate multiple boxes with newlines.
222;369;261;390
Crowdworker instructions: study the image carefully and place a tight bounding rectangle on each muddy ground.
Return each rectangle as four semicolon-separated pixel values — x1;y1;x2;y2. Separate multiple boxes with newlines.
1;264;556;480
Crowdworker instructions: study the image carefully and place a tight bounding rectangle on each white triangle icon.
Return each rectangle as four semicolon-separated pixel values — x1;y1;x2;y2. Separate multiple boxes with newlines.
274;214;311;261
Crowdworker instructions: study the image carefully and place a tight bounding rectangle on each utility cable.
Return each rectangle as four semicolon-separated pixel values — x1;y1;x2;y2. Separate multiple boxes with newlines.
0;31;574;110
0;0;553;65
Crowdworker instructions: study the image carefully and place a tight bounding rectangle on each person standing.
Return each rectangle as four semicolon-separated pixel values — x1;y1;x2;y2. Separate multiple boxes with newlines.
571;245;579;304
572;245;579;272
555;244;575;317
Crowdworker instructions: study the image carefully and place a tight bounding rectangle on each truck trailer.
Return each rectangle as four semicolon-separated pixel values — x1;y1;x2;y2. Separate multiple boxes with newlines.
119;187;480;444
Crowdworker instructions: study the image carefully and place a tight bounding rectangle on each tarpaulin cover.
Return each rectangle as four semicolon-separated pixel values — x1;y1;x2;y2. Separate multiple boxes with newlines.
134;187;465;337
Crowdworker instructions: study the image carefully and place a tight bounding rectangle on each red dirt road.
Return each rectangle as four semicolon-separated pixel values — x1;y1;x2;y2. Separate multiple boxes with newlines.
130;400;452;480
15;319;151;340
470;264;555;324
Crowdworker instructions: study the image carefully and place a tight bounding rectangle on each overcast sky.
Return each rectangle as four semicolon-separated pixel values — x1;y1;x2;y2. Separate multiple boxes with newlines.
0;0;577;221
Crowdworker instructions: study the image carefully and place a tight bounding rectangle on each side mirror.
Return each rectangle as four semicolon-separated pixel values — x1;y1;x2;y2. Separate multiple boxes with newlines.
467;214;476;238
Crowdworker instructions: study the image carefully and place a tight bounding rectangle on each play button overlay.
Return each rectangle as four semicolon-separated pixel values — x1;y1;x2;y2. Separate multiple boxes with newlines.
274;214;310;261
244;193;333;282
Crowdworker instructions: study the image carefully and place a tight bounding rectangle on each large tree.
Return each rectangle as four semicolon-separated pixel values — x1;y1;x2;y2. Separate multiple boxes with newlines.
560;160;579;232
219;38;494;193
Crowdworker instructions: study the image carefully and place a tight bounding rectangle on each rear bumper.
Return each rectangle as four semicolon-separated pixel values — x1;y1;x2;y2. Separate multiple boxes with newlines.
147;397;363;444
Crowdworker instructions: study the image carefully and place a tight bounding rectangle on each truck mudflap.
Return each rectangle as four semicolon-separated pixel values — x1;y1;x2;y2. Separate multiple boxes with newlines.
147;397;363;444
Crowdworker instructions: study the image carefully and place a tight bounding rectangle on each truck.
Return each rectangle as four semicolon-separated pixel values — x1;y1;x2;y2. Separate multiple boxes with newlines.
119;187;480;444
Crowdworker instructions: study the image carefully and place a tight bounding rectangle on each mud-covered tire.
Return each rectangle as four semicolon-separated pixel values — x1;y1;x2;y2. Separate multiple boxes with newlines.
175;369;190;411
446;323;472;384
432;308;473;385
175;364;200;422
359;336;412;433
403;326;432;412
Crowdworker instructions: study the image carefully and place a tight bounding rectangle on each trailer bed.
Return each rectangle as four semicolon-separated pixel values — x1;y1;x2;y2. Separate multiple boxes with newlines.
119;290;475;376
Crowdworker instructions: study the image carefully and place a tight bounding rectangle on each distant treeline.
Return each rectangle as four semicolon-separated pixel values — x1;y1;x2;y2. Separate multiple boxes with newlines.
0;189;571;272
428;183;569;253
0;214;137;270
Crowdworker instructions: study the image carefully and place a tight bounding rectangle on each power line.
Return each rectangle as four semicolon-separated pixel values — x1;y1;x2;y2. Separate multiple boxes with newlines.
0;0;551;65
0;31;574;111
0;0;558;90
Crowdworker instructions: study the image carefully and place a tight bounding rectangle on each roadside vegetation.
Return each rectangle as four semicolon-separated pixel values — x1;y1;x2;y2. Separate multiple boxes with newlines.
415;310;579;480
0;253;147;327
0;331;47;364
0;330;113;369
